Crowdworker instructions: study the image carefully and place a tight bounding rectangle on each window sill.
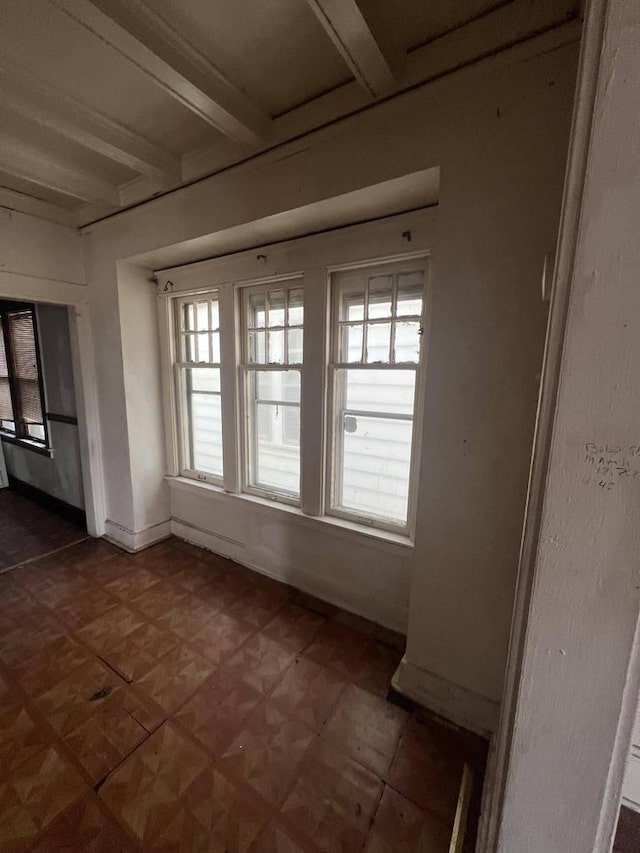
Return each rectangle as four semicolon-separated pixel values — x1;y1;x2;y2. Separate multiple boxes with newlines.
0;433;54;458
166;475;415;553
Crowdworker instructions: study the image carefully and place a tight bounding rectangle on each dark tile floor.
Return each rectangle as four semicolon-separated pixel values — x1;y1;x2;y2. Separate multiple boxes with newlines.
0;511;485;851
615;806;640;852
0;488;86;571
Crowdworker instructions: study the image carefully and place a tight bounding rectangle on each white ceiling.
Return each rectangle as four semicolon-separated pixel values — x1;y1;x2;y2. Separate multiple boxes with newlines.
0;0;580;228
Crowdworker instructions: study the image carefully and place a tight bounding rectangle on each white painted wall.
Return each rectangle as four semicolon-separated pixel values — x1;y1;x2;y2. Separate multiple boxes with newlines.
81;27;579;721
494;0;640;849
3;303;85;509
0;207;84;286
118;262;170;535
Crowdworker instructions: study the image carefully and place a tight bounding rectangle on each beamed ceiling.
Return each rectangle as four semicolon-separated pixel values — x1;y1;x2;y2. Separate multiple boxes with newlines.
0;0;581;228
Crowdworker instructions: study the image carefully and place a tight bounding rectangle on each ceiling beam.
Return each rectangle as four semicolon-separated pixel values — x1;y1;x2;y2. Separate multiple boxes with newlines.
0;64;180;185
0;187;74;226
51;0;268;147
0;139;120;206
304;0;395;98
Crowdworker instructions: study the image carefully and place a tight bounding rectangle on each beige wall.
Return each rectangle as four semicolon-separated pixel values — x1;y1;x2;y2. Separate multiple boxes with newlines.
495;0;640;848
81;27;579;728
0;207;84;285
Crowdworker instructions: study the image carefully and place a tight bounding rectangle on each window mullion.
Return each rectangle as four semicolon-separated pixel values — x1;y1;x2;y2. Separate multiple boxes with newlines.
362;282;369;363
390;274;398;364
300;268;327;516
218;285;240;493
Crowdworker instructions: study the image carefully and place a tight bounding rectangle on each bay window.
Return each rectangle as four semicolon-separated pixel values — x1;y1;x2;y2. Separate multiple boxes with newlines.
161;212;433;542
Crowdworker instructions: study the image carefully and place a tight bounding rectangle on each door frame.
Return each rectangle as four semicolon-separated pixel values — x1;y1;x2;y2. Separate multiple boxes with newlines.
478;0;639;849
0;273;106;537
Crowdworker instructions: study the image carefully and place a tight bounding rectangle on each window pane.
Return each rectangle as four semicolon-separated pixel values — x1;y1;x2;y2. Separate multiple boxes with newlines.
268;329;285;364
196;332;210;363
185;367;222;476
337;413;413;525
196;301;209;330
250;371;300;496
340;279;365;322
397;272;424;317
341;324;363;363
191;367;220;393
368;275;392;319
9;311;43;425
267;290;286;327
254;402;300;495
365;322;391;363
288;289;304;325
287;328;303;364
1;420;15;433
249;292;266;328
332;368;417;525
26;423;45;441
342;368;415;415
248;330;266;363
183;333;196;362
393;321;421;363
182;303;195;331
211;332;221;363
256;370;300;403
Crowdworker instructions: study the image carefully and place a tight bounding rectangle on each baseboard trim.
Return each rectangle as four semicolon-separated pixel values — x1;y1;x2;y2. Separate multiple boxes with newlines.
104;518;172;553
171;517;408;633
392;656;499;738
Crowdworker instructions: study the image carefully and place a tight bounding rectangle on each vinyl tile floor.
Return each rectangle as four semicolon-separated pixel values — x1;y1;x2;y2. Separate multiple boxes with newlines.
0;528;485;852
0;488;86;572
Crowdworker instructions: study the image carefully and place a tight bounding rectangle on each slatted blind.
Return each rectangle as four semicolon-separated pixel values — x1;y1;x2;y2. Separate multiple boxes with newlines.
0;328;13;422
7;311;43;425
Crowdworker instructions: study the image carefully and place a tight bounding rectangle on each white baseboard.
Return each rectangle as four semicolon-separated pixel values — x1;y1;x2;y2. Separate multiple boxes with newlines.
392;656;500;737
171;517;408;633
104;518;172;553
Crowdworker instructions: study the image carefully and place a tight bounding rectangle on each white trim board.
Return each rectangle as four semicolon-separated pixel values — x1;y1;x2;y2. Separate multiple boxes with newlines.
154;208;436;294
104;518;172;552
392;656;500;738
166;475;414;555
0;272;87;306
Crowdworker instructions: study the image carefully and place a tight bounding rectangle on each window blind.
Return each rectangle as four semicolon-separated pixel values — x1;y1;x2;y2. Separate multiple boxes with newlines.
0;330;13;422
7;311;43;425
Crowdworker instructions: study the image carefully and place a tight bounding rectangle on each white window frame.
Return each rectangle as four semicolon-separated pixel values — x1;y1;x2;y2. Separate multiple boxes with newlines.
326;257;430;536
157;208;435;544
239;276;304;505
173;292;224;486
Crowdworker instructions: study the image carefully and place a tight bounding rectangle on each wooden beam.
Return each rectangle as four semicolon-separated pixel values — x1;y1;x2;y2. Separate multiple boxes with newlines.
183;0;579;184
0;139;120;206
51;0;268;147
305;0;395;97
0;64;180;184
0;187;74;226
